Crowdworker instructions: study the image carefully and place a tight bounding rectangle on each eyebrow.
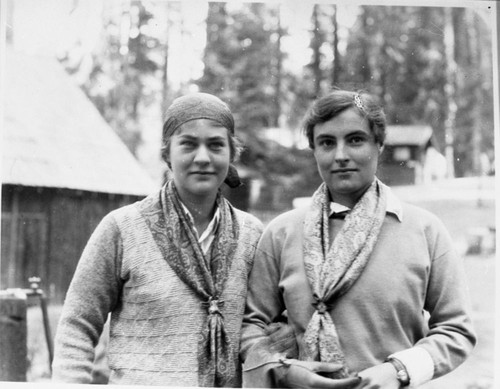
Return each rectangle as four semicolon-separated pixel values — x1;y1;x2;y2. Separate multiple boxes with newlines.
176;134;228;141
315;129;369;139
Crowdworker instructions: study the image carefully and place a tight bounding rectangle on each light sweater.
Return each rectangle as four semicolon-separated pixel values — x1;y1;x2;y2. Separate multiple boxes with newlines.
241;191;476;388
52;191;263;386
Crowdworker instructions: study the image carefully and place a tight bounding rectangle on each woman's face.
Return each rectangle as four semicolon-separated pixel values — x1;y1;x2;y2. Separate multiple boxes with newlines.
313;108;381;208
168;119;230;200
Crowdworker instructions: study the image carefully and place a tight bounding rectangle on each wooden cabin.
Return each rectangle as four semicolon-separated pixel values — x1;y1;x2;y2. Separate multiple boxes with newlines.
1;50;158;304
378;125;443;186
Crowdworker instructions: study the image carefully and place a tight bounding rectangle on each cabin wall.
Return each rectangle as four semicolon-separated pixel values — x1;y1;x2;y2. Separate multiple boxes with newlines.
1;185;143;304
378;145;426;186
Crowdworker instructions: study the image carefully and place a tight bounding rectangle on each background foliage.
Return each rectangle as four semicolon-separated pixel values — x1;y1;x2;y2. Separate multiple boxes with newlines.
60;1;495;209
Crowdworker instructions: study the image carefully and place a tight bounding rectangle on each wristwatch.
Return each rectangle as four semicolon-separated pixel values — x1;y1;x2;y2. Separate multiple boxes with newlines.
386;357;410;387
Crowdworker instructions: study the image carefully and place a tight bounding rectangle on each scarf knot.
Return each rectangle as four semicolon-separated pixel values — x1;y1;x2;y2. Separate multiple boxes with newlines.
204;297;225;316
312;297;333;314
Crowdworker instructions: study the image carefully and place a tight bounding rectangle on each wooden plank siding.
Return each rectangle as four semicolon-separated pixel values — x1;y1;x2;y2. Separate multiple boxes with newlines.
1;185;145;304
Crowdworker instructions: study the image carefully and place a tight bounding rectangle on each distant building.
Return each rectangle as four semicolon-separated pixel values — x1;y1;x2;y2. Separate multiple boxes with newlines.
378;125;446;186
1;50;158;303
260;127;308;149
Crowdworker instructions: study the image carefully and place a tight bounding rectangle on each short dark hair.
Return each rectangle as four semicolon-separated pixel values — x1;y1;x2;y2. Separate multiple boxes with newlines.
302;89;386;149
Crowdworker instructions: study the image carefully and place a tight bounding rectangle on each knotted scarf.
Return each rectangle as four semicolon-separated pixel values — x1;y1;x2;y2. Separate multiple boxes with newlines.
138;181;240;387
301;179;387;377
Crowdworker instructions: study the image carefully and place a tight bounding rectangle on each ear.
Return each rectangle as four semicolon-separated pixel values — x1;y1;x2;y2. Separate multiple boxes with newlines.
165;153;172;169
161;144;171;167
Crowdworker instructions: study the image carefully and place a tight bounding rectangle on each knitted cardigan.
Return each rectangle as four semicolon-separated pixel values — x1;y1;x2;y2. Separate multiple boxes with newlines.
52;190;263;386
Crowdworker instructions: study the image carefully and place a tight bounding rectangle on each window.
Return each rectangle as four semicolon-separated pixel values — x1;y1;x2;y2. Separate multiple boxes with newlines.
393;147;411;162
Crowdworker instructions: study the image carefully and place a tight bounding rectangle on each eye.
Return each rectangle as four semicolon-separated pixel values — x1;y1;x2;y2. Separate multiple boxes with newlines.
348;135;367;145
209;141;225;150
207;139;228;152
318;138;335;148
179;140;196;149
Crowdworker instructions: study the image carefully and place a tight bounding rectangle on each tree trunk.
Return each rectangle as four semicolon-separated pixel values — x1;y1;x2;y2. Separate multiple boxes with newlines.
311;4;322;98
274;5;282;127
331;4;340;86
161;2;171;117
443;8;457;178
359;8;371;85
467;9;482;175
497;4;500;129
0;0;7;133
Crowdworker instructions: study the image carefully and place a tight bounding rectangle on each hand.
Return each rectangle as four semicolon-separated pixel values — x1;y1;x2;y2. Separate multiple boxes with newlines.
357;362;401;389
277;359;361;389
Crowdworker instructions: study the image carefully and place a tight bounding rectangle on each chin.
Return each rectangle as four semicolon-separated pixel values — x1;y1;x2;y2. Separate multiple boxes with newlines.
189;186;217;197
189;181;222;196
330;182;356;192
330;186;364;200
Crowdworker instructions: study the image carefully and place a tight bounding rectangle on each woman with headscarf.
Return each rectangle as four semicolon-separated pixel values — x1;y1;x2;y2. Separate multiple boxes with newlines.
52;93;263;387
240;89;476;388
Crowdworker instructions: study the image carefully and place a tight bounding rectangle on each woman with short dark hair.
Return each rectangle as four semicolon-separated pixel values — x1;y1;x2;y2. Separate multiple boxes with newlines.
241;89;476;389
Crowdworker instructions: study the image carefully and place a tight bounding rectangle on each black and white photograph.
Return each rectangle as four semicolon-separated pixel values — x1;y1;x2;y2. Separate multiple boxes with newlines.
0;0;497;388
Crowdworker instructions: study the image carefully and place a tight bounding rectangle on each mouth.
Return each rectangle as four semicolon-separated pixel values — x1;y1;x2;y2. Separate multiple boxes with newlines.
331;168;357;174
190;171;216;175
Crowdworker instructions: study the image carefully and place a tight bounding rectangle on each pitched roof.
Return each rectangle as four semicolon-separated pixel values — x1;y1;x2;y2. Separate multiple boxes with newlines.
385;125;433;146
2;49;158;196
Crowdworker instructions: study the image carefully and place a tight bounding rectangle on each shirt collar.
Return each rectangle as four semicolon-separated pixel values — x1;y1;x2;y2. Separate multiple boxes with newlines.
329;202;351;215
329;186;403;222
179;202;221;241
385;186;403;222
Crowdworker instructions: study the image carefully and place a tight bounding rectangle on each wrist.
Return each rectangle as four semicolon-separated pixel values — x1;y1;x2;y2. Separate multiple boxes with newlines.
386;357;410;387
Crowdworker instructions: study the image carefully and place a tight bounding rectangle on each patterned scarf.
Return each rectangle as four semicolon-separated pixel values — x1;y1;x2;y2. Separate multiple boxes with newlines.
138;181;240;387
301;179;387;377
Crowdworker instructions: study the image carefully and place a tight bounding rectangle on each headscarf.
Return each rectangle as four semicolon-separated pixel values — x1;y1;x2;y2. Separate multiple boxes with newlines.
162;93;241;188
301;179;387;377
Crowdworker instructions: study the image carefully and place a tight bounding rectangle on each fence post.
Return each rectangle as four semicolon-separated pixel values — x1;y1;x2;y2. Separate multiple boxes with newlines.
0;290;28;381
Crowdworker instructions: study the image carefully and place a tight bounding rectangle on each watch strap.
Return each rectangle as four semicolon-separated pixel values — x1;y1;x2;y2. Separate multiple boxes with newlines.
386;357;410;387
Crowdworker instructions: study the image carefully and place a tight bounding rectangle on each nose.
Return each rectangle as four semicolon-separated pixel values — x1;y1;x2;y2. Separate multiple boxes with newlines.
193;144;210;164
334;142;349;163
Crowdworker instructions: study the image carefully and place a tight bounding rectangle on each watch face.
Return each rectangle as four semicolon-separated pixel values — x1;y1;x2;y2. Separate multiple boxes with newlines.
397;371;410;385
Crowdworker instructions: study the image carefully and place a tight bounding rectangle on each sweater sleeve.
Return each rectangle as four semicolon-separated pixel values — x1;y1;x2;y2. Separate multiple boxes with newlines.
392;217;477;387
52;212;123;383
241;222;286;357
240;222;290;387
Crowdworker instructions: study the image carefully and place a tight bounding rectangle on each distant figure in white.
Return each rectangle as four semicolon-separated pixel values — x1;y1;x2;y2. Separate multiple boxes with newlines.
422;146;447;183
